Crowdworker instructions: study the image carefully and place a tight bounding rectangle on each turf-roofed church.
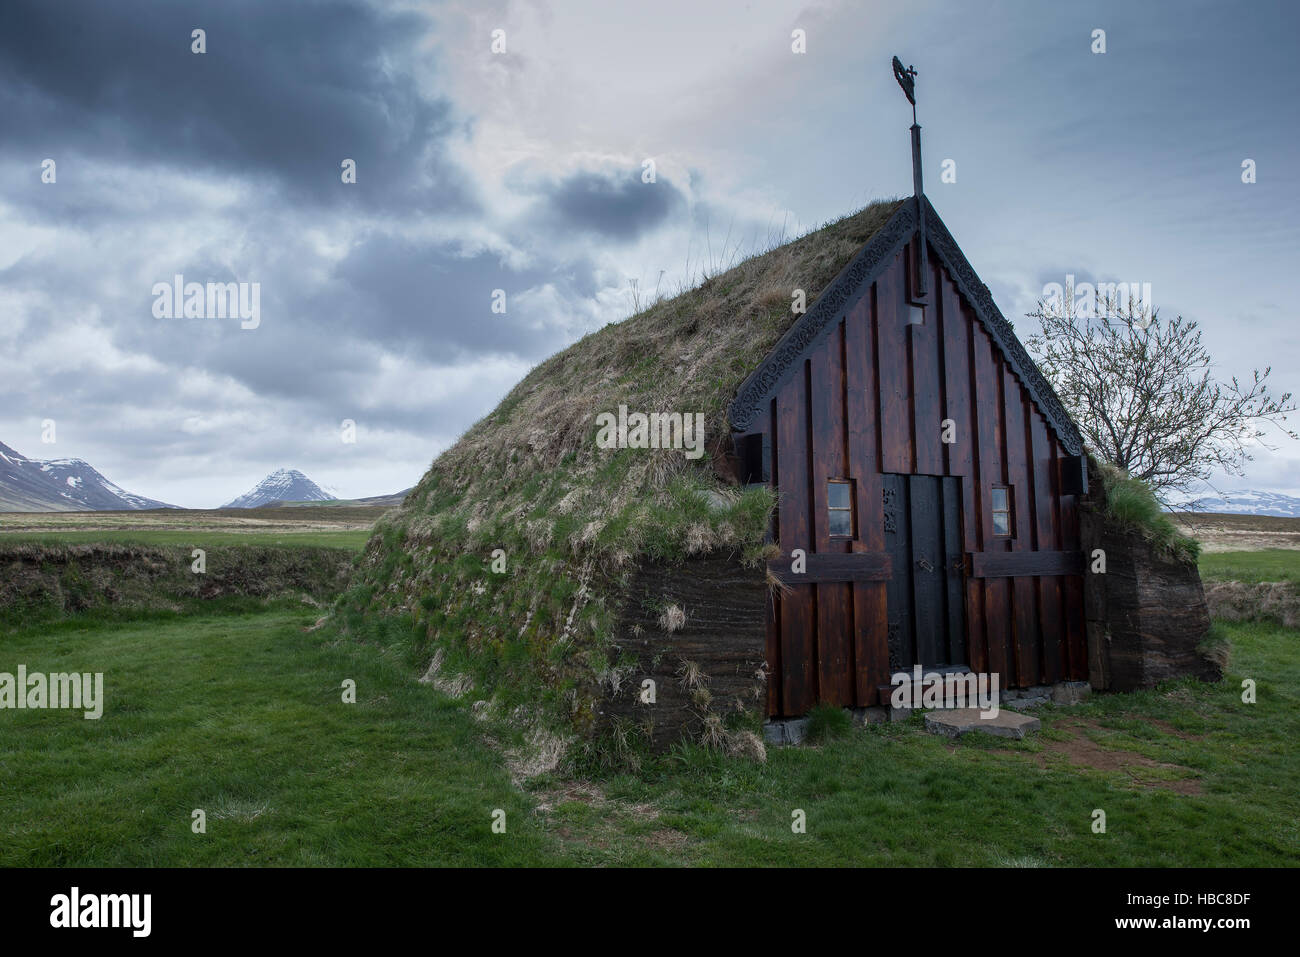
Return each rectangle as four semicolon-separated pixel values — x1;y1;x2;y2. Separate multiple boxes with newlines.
345;62;1214;755
729;193;1090;718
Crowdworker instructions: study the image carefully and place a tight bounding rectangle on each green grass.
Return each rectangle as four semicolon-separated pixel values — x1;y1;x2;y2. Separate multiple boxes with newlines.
0;606;563;866
804;702;854;743
1200;549;1300;584
1098;465;1199;562
540;618;1297;866
0;529;370;550
3;528;1295;866
3;605;1296;865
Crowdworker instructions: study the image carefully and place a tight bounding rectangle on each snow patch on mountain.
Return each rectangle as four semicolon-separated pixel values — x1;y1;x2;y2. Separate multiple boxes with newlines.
1185;490;1300;518
221;468;336;509
0;440;177;511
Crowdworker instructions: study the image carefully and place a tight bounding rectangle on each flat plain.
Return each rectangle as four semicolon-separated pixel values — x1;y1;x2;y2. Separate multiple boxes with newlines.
1;505;1297;866
0;504;387;550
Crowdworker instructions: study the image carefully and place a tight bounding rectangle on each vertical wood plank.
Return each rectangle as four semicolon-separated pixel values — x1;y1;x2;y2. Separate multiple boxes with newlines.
911;291;944;476
766;594;781;716
909;475;944;665
941;476;967;665
810;323;853;706
883;472;914;669
876;253;912;474
1004;370;1041;685
846;292;888;705
973;327;1010;681
1055;436;1088;680
1031;412;1064;684
940;268;980;672
767;398;783;713
775;369;815;714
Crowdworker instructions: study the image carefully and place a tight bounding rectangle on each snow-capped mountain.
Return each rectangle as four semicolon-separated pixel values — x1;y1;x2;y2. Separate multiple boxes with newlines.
0;440;177;511
1186;490;1300;518
221;468;337;508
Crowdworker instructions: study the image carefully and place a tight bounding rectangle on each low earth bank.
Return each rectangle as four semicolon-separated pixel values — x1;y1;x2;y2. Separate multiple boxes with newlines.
1205;580;1300;629
0;542;353;625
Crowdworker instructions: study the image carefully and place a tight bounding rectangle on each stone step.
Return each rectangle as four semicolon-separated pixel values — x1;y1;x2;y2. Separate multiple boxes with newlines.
881;669;997;721
923;707;1041;740
875;665;974;700
762;706;887;745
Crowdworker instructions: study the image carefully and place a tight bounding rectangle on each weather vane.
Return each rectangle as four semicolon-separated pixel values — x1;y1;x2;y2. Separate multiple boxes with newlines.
892;55;927;301
892;56;918;122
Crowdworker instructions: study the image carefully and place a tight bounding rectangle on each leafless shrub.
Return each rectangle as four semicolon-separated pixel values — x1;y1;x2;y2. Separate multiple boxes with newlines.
1026;289;1295;502
725;730;768;762
658;603;686;633
698;713;728;750
676;659;705;691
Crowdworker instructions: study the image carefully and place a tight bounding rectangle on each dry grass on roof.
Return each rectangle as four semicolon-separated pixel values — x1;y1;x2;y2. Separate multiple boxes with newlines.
339;198;906;756
435;197;906;480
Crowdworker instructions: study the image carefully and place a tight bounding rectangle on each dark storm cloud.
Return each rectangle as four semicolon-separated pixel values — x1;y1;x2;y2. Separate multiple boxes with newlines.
326;233;598;362
0;0;473;212
540;169;686;241
0;203;597;413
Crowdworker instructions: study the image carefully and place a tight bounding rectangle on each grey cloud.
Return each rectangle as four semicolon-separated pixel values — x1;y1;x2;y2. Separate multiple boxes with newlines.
539;169;686;241
325;233;599;362
0;0;473;213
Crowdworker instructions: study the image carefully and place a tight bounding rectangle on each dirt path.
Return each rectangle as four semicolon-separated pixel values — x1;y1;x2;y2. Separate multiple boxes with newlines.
1035;718;1202;794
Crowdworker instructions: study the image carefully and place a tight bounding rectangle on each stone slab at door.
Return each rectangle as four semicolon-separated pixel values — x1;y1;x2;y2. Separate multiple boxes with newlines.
882;473;967;672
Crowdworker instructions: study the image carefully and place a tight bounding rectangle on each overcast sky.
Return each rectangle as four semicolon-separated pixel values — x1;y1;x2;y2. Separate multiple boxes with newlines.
1;0;1296;508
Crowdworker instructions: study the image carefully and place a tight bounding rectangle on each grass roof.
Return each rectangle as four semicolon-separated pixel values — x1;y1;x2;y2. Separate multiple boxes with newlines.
337;197;906;762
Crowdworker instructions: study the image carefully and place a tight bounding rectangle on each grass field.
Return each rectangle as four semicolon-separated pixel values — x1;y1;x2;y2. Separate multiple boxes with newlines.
1200;549;1300;585
0;528;371;549
0;604;553;866
1;607;1295;866
0;505;385;551
2;514;1298;866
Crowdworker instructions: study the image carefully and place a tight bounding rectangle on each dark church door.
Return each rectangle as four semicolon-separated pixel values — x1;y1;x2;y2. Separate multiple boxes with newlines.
881;474;967;674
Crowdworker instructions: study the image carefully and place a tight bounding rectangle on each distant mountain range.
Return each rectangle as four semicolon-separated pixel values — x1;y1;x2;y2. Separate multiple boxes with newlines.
1185;490;1300;518
0;440;177;511
257;488;411;509
3;435;1290;519
222;468;336;509
0;443;411;512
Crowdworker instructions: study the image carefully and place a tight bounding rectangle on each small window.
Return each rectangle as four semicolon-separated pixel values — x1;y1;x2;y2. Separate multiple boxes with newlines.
828;479;854;538
991;485;1013;538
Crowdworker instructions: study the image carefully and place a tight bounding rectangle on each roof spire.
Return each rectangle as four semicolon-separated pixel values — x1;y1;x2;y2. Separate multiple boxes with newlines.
893;56;928;302
892;57;922;199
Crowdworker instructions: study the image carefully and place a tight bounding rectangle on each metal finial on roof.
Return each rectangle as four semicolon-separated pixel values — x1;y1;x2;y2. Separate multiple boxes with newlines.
891;55;923;195
892;56;918;121
893;55;927;301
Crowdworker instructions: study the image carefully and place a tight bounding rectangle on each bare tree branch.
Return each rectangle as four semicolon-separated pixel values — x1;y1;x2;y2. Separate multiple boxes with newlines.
1025;285;1296;503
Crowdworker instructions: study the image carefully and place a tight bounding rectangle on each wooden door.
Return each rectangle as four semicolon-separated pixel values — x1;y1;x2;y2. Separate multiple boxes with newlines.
882;473;967;673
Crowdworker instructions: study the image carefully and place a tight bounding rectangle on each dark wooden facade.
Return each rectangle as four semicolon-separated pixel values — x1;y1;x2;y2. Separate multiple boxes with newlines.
730;199;1088;715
